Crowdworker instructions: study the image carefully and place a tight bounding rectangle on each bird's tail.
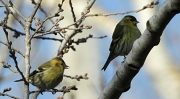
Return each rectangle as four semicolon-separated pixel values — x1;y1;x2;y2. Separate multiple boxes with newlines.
102;53;117;71
101;60;110;71
14;79;23;82
101;55;114;71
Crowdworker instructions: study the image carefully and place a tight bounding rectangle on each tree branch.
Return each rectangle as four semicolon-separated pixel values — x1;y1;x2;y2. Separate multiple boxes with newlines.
57;0;96;56
0;40;25;57
8;0;26;21
99;0;180;99
0;0;25;27
0;92;20;99
23;0;42;98
85;1;159;17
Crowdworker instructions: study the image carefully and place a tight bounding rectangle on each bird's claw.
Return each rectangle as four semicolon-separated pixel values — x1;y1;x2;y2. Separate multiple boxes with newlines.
52;88;58;94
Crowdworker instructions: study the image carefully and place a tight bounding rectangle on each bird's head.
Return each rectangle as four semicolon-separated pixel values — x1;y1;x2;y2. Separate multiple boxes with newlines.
121;15;139;26
52;57;69;70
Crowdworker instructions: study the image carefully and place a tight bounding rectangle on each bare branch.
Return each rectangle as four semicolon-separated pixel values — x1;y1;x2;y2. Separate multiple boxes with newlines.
69;0;78;27
1;25;25;80
85;1;159;17
33;25;91;37
57;0;96;56
0;61;18;73
23;0;43;98
0;0;25;27
8;0;26;21
0;5;11;7
0;92;20;99
0;40;25;57
64;73;89;81
99;0;180;99
30;15;55;40
9;49;26;83
82;0;96;15
29;0;42;23
0;88;19;99
29;85;78;94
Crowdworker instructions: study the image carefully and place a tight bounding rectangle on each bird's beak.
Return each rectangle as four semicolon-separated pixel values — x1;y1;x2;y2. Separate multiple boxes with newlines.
65;65;69;69
134;20;139;24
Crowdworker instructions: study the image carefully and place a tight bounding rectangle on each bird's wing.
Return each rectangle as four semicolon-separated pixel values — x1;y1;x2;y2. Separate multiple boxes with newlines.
29;61;51;77
109;24;125;51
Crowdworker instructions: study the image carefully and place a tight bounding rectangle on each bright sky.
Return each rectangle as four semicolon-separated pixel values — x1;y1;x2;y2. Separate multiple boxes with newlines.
0;0;180;99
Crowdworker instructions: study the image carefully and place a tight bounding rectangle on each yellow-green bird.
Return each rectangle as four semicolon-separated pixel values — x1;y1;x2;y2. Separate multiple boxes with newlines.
102;15;141;71
15;57;69;90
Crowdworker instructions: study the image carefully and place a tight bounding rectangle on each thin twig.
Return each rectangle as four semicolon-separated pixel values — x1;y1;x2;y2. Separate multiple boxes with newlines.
0;5;11;7
9;50;26;82
29;85;78;94
33;25;91;37
0;40;25;57
69;0;78;28
0;92;20;99
57;0;96;56
64;73;89;81
23;0;43;98
30;15;55;40
31;0;65;38
0;61;19;73
3;26;26;81
8;0;26;21
31;0;55;24
34;36;63;42
85;1;159;17
0;0;25;27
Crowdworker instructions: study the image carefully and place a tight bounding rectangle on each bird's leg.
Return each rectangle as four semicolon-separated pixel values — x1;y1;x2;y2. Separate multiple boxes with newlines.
122;56;126;63
40;89;45;95
51;88;58;94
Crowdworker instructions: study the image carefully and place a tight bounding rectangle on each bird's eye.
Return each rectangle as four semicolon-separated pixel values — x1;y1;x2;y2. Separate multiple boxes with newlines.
130;19;134;21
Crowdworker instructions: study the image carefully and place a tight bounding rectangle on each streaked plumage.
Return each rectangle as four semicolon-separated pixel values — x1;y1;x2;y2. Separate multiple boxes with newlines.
102;15;141;71
15;57;69;90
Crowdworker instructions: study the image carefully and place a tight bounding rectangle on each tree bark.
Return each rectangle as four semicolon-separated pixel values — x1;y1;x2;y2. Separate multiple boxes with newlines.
99;0;180;99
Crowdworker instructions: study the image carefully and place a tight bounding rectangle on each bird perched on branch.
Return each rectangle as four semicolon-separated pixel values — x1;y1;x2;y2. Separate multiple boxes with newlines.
15;57;69;90
102;15;141;71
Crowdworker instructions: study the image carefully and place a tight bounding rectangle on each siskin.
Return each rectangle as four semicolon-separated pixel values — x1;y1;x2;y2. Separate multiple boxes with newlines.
102;15;141;71
15;57;69;90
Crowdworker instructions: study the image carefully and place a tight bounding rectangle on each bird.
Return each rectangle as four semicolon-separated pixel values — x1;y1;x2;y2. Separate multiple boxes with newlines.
102;15;141;71
15;57;69;90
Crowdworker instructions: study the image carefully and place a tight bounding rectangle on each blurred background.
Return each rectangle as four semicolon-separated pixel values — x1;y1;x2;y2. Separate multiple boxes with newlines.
0;0;180;99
